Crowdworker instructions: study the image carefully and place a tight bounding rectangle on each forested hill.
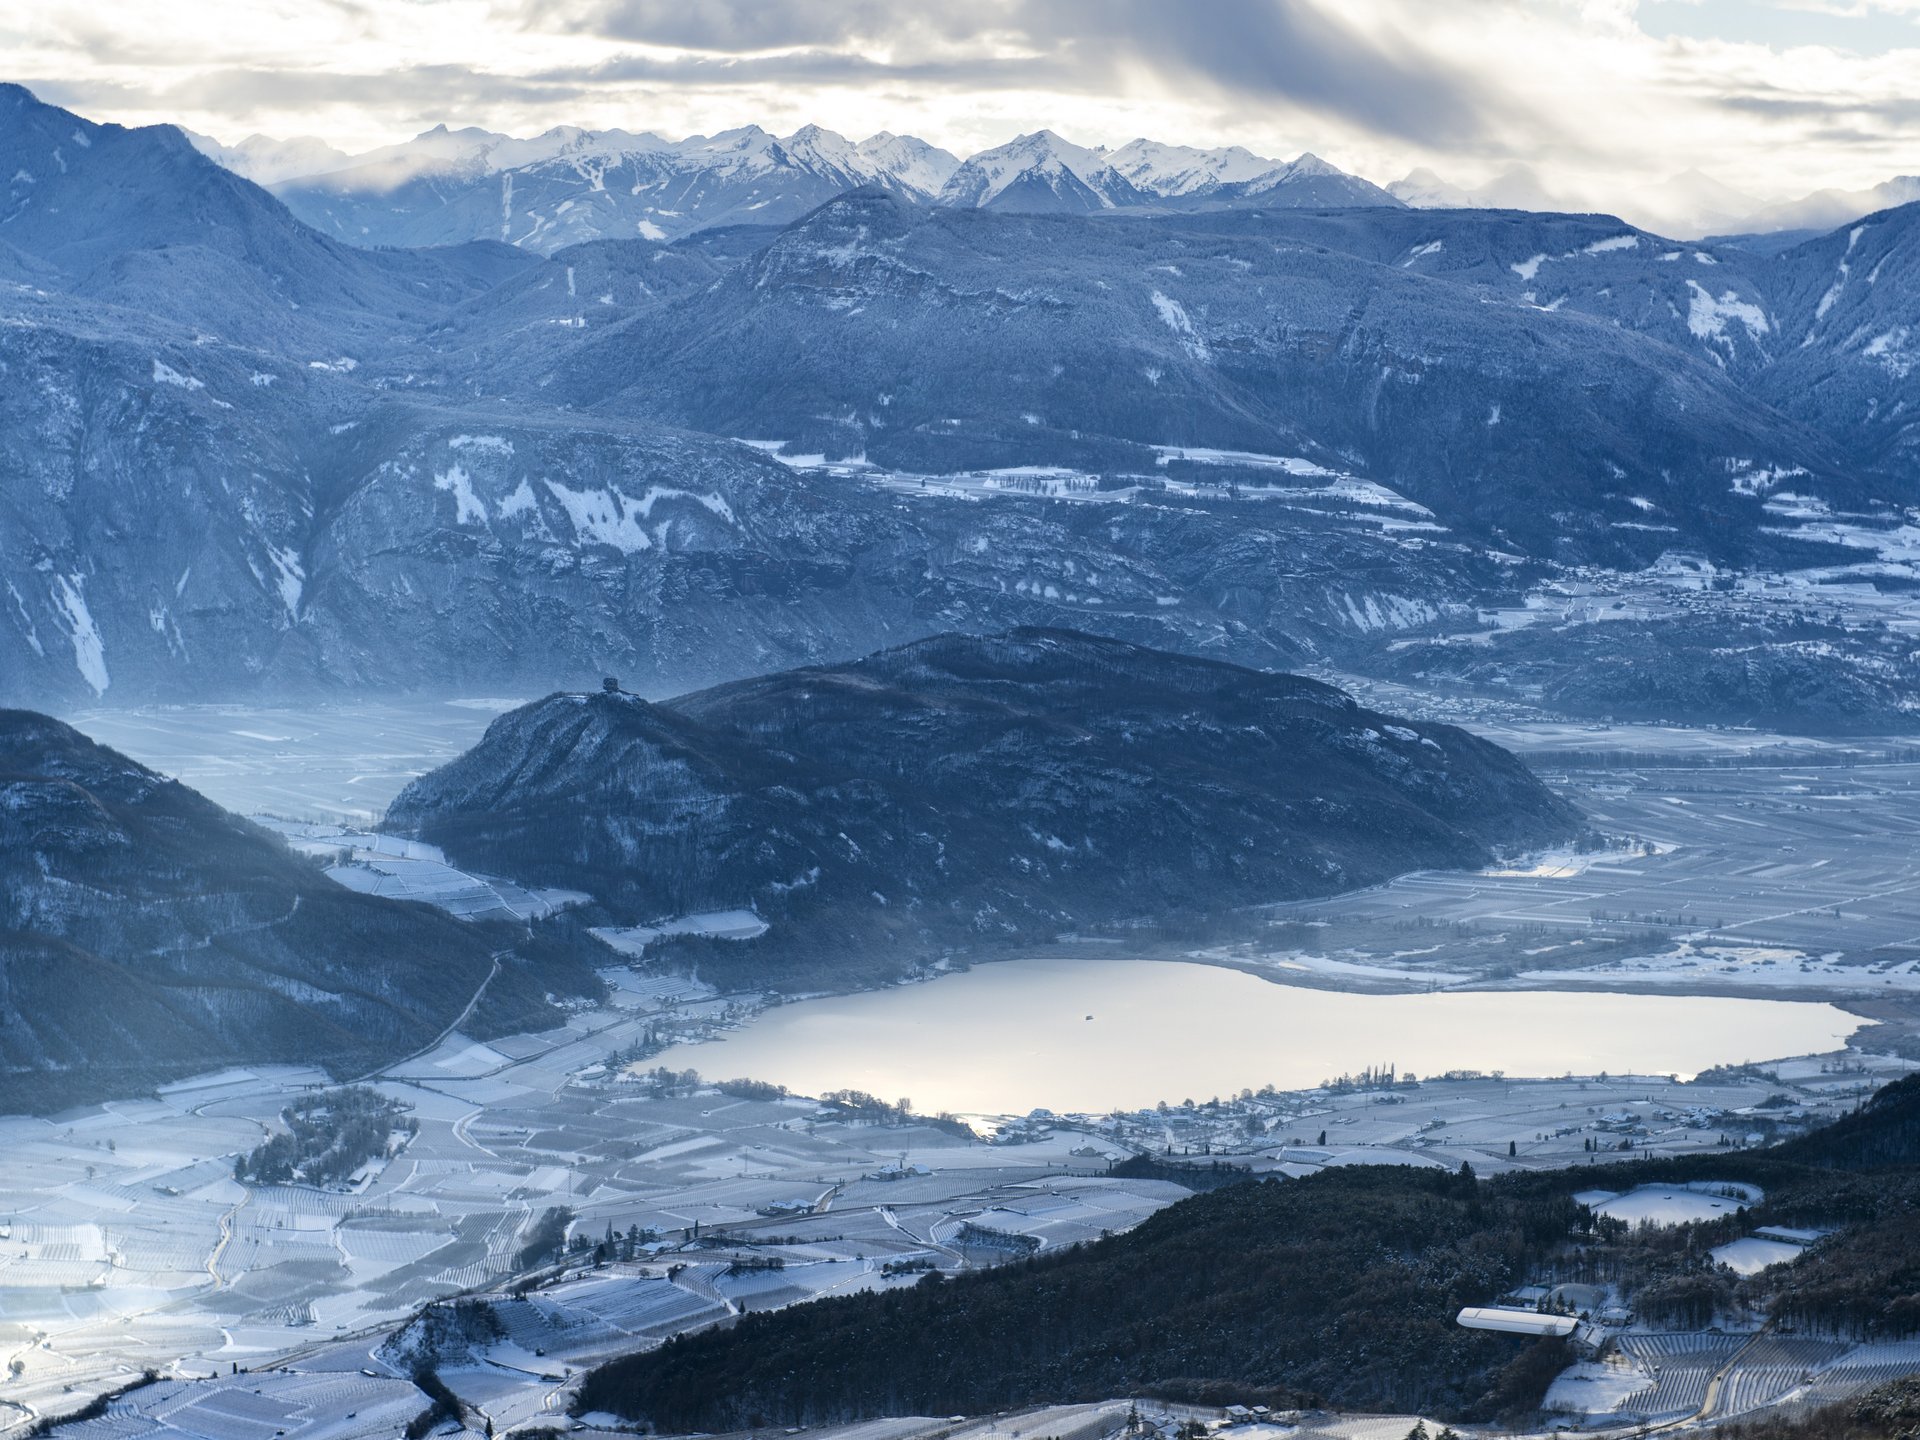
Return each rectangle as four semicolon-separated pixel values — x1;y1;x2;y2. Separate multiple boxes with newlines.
0;710;599;1112
580;1165;1570;1428
1722;1374;1920;1440
386;628;1580;989
1771;1073;1920;1171
577;1073;1920;1430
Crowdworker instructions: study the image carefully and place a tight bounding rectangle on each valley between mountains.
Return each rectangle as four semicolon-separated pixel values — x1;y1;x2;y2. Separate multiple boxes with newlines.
9;74;1920;1440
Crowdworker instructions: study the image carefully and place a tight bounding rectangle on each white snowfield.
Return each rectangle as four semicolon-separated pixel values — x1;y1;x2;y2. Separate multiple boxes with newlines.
0;1013;1191;1432
4;1002;1899;1433
739;440;1446;538
1546;1358;1658;1416
1592;1182;1761;1226
1687;279;1772;351
1711;1234;1808;1274
44;1370;425;1440
258;816;587;923
590;909;771;956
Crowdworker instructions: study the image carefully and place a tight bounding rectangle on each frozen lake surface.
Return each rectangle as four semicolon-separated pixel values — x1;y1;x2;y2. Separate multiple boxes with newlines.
652;956;1860;1114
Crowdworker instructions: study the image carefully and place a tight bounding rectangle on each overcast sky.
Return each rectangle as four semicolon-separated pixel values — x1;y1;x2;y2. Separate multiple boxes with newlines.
11;0;1920;206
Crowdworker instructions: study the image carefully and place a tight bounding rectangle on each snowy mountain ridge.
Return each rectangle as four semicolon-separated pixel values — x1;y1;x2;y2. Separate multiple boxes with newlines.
12;82;1920;738
215;119;1364;204
186;109;1920;247
233;119;1397;248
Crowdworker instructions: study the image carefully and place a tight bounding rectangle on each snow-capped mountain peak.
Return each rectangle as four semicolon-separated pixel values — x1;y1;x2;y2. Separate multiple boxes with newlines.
401;123;506;164
184;130;353;185
855;131;960;195
1105;138;1281;195
1280;151;1342;180
775;123;869;181
682;124;779;170
1390;164;1569;214
1388;167;1475;208
937;130;1127;210
990;130;1106;178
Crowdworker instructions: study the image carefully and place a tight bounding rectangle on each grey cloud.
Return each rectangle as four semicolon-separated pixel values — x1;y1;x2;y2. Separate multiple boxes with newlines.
527;0;979;52
14;76;154;115
24;65;597;130
35;0;1567;165
523;0;1537;150
1018;0;1515;148
1802;125;1915;145
1714;88;1920;126
545;47;1074;91
168;64;590;112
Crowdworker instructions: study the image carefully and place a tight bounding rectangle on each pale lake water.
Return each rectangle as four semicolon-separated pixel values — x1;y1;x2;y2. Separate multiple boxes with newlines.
652;956;1862;1114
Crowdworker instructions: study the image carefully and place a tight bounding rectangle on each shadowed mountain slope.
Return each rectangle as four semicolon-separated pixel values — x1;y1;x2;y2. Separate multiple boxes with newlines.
0;709;595;1112
386;629;1579;987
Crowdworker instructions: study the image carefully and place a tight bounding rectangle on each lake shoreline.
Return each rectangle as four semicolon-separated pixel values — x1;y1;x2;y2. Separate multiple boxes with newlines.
646;954;1867;1115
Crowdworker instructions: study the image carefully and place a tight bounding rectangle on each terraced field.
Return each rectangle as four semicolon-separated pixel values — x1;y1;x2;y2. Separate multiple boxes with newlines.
1779;1341;1920;1415
1708;1337;1849;1418
1614;1333;1746;1417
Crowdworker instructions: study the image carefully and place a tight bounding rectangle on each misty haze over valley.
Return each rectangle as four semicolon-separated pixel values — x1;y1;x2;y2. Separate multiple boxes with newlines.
8;3;1920;1435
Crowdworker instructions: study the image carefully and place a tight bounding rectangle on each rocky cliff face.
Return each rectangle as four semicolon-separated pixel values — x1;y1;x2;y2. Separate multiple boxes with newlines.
386;629;1581;987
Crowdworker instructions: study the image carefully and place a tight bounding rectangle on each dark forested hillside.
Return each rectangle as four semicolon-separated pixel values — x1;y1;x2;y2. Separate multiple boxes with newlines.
578;1165;1573;1428
1722;1376;1920;1440
386;628;1580;988
578;1074;1920;1430
0;709;599;1111
1773;1073;1920;1170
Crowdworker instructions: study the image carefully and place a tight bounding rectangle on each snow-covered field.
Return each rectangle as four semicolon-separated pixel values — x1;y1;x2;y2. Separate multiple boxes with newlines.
1263;741;1920;1005
1545;1358;1656;1416
258;816;588;923
1523;942;1920;995
6;1018;1897;1433
590;909;770;956
1711;1235;1808;1274
0;988;1187;1430
1594;1183;1758;1226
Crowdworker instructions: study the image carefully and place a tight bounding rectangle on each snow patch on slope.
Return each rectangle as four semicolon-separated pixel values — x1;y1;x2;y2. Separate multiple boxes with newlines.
50;574;108;696
1862;328;1916;379
434;465;490;526
1685;281;1770;349
151;359;204;391
496;478;539;518
449;434;514;455
1149;290;1209;361
1810;225;1867;335
6;581;44;658
263;544;305;620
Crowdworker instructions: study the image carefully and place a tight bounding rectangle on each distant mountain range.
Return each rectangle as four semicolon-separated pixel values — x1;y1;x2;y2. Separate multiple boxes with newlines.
7;81;1920;734
383;630;1581;990
0;708;599;1111
243;123;1397;252
185;116;1915;249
